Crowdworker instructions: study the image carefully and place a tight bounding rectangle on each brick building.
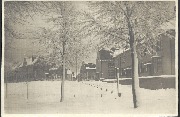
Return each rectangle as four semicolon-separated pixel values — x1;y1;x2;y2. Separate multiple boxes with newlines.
96;48;115;80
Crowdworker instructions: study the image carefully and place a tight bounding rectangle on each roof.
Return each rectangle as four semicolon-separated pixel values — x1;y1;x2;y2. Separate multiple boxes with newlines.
25;57;38;66
83;63;96;68
86;67;96;70
12;56;39;70
99;49;113;60
160;18;175;30
49;67;58;71
12;62;22;70
112;48;130;58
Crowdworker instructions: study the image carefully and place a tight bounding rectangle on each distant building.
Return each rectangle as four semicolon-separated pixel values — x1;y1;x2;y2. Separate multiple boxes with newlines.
67;69;72;81
7;56;49;82
80;62;96;81
96;48;116;80
49;65;69;80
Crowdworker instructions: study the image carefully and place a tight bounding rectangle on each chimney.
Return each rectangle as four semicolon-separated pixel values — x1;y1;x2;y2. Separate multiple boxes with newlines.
23;58;27;66
32;56;35;62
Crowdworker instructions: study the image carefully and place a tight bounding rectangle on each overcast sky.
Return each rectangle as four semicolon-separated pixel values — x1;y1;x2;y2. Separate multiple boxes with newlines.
4;1;97;70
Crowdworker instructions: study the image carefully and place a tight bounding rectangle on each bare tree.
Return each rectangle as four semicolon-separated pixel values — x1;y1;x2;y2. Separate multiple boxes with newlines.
4;1;94;102
79;1;175;108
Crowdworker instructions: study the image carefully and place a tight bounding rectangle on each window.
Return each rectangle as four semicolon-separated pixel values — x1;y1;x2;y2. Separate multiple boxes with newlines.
156;40;162;51
144;48;147;56
153;57;162;73
108;69;115;77
145;65;148;72
139;63;143;73
140;63;145;73
108;63;114;68
157;58;162;72
121;69;126;76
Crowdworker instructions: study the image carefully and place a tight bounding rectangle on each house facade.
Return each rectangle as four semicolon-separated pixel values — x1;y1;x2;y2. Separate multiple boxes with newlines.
113;29;175;78
80;62;96;81
7;56;49;82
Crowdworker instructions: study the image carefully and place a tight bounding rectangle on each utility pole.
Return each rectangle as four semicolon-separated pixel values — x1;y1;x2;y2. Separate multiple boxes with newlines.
60;40;65;102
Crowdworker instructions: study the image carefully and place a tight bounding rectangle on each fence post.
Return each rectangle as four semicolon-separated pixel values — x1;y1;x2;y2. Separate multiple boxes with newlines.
117;68;121;97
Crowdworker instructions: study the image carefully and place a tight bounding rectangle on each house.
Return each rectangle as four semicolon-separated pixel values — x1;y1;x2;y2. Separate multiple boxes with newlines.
80;62;96;81
112;19;176;90
96;48;115;80
113;30;175;78
7;56;49;82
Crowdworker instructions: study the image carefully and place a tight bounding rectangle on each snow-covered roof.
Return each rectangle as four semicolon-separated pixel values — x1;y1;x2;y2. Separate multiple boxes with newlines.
12;62;22;70
49;67;58;71
126;67;132;70
144;63;152;66
86;67;96;70
112;49;124;58
13;57;39;70
112;48;130;58
151;55;161;58
160;18;175;30
18;63;24;68
26;57;38;66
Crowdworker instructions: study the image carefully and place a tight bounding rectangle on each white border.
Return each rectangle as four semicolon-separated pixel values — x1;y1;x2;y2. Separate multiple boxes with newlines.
1;0;178;116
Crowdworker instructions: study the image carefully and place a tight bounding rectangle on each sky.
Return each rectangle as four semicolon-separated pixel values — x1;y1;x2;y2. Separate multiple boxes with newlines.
4;1;97;71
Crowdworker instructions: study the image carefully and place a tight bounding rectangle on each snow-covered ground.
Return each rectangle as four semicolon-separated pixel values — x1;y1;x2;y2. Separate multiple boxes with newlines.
4;80;177;114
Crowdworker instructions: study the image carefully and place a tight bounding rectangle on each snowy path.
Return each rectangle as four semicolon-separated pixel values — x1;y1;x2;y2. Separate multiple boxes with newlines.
4;81;176;114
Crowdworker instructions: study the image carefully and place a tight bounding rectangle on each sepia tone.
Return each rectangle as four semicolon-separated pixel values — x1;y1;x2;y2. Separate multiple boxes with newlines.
2;0;178;115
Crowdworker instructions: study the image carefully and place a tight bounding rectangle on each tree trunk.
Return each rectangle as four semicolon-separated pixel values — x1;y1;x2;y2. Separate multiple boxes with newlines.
116;68;121;97
60;41;65;102
27;68;29;100
130;42;139;108
6;76;8;98
127;16;139;108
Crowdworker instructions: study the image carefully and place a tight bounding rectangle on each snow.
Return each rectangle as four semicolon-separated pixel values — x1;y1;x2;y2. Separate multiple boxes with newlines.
139;75;175;79
86;67;96;70
112;49;130;58
4;81;177;115
49;68;58;71
117;75;176;80
151;55;161;58
102;79;117;82
143;63;152;65
112;49;124;58
160;18;175;30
